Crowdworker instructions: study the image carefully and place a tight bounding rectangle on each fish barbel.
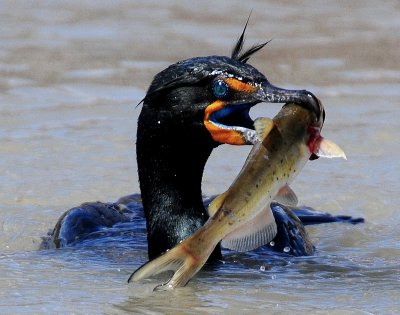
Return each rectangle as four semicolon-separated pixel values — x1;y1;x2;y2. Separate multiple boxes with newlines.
128;101;346;290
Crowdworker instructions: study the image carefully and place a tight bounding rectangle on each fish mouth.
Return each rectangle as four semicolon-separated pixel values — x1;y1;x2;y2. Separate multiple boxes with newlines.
205;102;257;145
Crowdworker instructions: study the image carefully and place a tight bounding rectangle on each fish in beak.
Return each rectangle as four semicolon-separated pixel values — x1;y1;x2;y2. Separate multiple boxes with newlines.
129;101;346;290
204;76;325;146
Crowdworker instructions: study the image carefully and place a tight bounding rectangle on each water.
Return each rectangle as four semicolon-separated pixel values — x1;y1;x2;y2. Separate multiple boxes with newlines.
1;1;399;314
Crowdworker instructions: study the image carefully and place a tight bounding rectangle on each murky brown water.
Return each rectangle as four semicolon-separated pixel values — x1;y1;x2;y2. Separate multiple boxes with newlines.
1;1;399;314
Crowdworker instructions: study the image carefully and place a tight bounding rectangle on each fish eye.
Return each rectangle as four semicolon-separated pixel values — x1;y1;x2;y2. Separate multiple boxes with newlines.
212;79;229;99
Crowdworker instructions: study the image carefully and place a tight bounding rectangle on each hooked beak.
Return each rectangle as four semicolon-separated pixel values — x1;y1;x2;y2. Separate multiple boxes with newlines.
204;80;325;146
257;82;324;123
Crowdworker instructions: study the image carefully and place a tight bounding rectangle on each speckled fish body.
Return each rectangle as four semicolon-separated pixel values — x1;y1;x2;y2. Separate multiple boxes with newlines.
128;102;345;290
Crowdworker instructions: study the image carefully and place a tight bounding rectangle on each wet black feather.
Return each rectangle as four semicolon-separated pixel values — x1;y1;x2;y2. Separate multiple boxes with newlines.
231;15;271;63
238;41;271;63
231;15;249;61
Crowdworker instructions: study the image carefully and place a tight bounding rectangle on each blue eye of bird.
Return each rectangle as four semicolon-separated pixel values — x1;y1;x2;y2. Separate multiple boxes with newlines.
212;80;229;99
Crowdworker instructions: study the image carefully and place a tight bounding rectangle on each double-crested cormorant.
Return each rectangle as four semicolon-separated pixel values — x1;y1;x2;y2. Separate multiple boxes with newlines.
46;23;363;259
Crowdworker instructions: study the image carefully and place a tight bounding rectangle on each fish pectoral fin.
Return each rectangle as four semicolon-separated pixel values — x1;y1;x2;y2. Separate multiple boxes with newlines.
254;117;275;142
315;138;347;160
207;191;228;216
221;207;277;252
274;184;298;206
128;236;209;290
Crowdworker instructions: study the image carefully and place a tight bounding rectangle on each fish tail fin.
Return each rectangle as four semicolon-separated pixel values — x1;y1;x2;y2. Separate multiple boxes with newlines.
315;138;347;160
128;233;211;291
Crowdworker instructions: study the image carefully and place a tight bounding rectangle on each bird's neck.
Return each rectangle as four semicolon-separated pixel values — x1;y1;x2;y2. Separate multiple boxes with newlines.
136;106;221;259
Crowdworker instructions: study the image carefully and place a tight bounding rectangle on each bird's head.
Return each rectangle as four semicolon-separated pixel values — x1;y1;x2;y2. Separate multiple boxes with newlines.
139;22;322;147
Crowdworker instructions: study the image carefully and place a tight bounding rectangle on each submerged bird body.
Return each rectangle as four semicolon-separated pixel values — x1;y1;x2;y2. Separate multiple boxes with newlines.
128;102;346;290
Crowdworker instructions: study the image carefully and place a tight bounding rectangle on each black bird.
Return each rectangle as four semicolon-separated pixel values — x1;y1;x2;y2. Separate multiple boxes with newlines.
46;23;363;259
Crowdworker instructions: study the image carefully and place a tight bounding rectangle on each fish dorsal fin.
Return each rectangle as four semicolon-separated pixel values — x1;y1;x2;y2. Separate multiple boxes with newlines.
254;117;275;142
316;138;347;160
207;191;228;216
274;184;298;206
221;207;277;252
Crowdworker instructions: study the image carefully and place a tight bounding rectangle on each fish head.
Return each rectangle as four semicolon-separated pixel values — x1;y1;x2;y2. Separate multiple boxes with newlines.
287;97;345;161
272;100;345;160
303;99;346;160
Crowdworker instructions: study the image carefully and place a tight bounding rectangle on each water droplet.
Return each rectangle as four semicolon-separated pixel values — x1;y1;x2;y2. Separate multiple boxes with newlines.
269;241;275;247
260;265;265;271
283;246;291;253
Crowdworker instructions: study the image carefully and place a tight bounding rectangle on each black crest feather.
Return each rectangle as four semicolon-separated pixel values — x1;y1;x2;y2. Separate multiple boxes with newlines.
231;14;271;63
